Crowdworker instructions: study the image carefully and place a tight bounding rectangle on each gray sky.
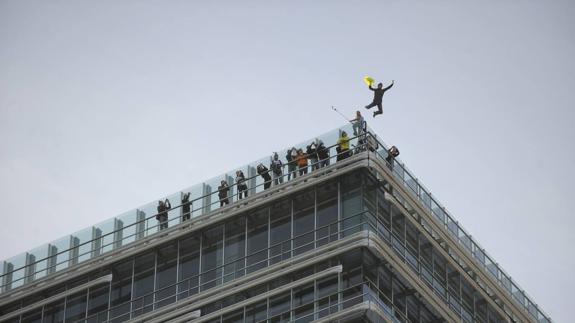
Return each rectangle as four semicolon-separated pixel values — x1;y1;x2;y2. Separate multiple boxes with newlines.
1;0;573;320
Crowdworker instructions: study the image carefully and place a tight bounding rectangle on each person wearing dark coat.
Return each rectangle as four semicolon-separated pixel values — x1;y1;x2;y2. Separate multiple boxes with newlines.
317;140;330;168
307;142;319;171
236;170;248;200
386;146;400;170
218;180;230;207
156;199;171;230
286;147;298;180
257;163;272;189
365;81;394;117
181;192;191;221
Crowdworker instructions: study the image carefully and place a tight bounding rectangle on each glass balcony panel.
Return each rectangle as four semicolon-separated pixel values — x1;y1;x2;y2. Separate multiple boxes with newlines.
404;172;418;196
5;254;26;289
485;257;499;279
116;210;139;246
420;190;432;210
73;227;94;265
52;236;71;272
28;245;49;281
94;218;116;254
474;248;485;265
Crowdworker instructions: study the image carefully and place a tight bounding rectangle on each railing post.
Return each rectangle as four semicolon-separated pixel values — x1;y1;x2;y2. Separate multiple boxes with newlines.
202;183;212;214
225;175;234;202
91;227;102;258
1;261;13;292
69;236;80;267
248;166;257;196
47;244;57;274
136;210;146;240
24;253;36;284
114;218;124;250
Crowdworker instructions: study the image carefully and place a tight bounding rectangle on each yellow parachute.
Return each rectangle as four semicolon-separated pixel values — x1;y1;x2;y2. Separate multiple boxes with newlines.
363;76;375;86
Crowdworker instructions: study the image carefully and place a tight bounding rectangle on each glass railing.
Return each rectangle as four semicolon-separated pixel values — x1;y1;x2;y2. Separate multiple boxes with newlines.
368;134;553;323
0;123;361;294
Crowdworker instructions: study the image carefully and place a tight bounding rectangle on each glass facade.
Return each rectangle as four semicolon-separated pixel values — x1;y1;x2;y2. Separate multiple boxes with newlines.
0;123;552;323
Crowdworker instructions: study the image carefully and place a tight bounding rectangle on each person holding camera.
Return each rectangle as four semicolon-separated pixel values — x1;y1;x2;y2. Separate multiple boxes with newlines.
218;180;230;207
181;192;191;221
236;170;248;200
156;199;171;230
386;146;400;170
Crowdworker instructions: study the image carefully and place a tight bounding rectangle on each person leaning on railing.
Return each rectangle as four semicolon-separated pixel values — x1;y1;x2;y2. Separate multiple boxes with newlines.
257;163;272;189
386;145;400;170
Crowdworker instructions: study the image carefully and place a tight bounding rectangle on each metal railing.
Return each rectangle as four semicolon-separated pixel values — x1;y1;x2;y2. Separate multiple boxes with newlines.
368;138;552;322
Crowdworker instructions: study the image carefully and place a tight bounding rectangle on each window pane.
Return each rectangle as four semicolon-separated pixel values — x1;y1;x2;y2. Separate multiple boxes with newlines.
293;189;315;256
21;308;42;323
155;243;178;308
87;284;110;323
270;199;292;265
316;181;338;247
224;217;246;282
43;299;65;323
109;259;133;322
245;300;267;323
247;209;269;273
178;235;200;299
65;291;87;322
132;252;155;317
201;226;224;291
341;173;362;236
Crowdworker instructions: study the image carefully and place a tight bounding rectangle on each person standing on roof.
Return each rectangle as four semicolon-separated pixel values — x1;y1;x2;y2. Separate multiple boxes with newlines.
365;80;394;117
386;146;400;170
257;163;272;189
351;111;365;136
307;141;319;171
156;199;171;230
181;192;191;221
296;149;308;176
286;147;298;180
317;140;330;168
218;180;230;207
337;131;351;161
270;152;284;186
236;170;248;200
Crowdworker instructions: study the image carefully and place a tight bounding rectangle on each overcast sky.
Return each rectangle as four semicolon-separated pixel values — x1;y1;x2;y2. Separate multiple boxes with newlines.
1;0;573;320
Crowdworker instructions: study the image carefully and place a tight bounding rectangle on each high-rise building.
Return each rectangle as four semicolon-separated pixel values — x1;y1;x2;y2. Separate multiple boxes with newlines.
0;124;552;322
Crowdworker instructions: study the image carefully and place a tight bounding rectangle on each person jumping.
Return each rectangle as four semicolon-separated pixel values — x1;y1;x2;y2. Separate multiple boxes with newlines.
365;80;394;117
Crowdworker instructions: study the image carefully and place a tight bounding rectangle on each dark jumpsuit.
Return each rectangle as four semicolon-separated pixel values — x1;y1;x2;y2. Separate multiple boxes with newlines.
366;83;394;114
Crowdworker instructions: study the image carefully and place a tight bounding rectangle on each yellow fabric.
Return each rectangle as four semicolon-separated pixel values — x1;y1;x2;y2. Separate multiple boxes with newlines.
363;76;375;86
338;136;350;150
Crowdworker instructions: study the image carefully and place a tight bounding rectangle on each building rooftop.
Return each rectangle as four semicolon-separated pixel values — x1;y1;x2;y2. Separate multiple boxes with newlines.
0;123;552;322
